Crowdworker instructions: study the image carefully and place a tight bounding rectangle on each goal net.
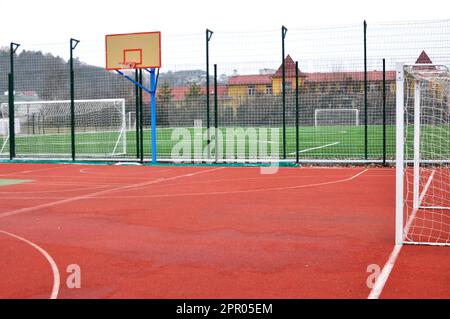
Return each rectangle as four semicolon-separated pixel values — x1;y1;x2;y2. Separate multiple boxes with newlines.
314;108;359;127
0;99;127;160
396;64;450;246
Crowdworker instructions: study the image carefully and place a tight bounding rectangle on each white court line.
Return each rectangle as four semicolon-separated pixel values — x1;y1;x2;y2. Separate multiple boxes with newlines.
0;229;60;299
56;168;369;199
0;169;374;200
289;142;340;155
0;167;224;219
80;167;171;175
367;170;436;299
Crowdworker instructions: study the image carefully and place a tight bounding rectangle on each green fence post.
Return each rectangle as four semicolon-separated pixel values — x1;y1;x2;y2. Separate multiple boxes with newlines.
135;69;140;159
206;29;213;160
295;61;299;164
70;38;80;161
8;43;20;160
281;26;288;159
363;21;368;160
8;74;15;159
382;58;387;166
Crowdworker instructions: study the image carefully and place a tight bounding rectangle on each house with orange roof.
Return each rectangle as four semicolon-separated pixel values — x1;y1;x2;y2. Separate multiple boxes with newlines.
226;51;434;100
158;50;435;104
227;74;273;98
271;55;307;94
227;55;306;98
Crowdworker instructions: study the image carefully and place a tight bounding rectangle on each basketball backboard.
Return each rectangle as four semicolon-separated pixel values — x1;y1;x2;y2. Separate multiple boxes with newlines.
105;31;161;70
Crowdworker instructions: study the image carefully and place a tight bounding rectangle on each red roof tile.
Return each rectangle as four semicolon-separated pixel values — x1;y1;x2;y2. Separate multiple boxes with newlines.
304;71;396;83
274;55;307;78
415;50;433;64
228;75;272;85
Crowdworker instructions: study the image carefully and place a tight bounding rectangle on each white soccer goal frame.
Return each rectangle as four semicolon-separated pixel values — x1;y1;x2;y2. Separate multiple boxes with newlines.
314;108;359;127
395;63;450;246
127;111;137;131
0;98;127;159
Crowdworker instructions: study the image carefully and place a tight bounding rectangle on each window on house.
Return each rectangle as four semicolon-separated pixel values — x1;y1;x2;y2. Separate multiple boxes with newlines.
285;82;293;92
266;85;272;95
248;85;256;96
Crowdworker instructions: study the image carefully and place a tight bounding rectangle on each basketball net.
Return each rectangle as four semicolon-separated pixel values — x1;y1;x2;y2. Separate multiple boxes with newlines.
118;62;138;70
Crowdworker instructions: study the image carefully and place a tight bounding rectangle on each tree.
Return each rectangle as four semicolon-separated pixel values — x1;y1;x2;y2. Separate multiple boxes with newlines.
157;82;172;126
158;82;173;102
185;82;202;99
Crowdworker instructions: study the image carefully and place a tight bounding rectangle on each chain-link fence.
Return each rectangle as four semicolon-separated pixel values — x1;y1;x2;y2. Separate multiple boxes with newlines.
1;19;449;163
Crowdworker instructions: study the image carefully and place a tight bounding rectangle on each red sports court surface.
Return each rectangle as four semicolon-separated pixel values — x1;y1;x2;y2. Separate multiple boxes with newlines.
0;163;448;299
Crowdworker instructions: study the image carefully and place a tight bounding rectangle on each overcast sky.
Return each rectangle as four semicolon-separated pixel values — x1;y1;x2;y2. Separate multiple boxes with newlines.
2;0;450;39
1;0;449;72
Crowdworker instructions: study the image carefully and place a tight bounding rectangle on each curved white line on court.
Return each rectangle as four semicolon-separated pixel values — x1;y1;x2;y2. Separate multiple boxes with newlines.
76;169;369;199
0;169;370;201
0;230;60;299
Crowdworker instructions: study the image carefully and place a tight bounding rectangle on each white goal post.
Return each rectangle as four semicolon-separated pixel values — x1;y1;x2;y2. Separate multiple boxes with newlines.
127;111;137;131
396;63;450;246
0;99;127;159
314;108;359;127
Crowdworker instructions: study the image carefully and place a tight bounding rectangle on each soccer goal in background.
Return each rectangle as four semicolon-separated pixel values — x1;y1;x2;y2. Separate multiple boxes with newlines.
396;63;450;246
314;108;360;127
127;111;137;132
0;99;127;160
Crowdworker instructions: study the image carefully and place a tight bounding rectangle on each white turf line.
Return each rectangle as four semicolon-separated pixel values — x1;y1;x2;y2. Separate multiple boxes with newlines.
0;229;60;299
0;167;224;219
367;170;436;299
288;142;340;155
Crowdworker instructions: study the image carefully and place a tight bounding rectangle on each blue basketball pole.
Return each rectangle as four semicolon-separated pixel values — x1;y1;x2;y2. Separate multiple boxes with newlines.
150;68;157;164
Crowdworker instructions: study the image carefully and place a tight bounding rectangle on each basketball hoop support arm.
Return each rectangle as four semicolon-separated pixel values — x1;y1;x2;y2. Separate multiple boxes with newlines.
115;68;159;164
115;70;155;94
